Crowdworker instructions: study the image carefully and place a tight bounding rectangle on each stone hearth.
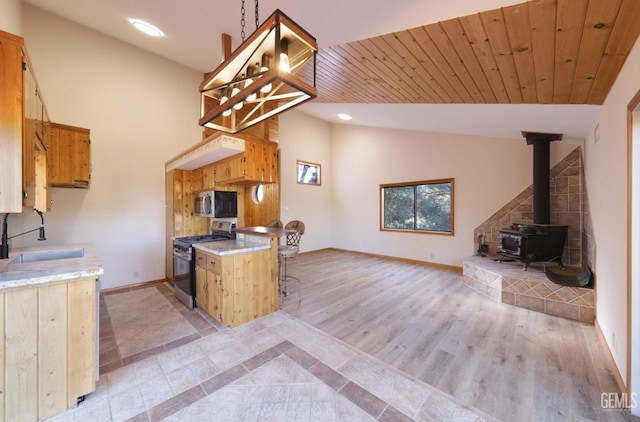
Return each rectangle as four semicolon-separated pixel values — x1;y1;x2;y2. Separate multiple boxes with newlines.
462;255;594;324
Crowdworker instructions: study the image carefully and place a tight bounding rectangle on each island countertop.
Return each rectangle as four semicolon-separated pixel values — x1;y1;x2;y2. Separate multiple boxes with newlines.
234;226;294;237
194;238;271;256
0;243;104;290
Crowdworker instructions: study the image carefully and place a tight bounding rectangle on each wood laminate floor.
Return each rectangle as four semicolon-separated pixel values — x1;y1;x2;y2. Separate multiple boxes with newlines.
282;249;637;422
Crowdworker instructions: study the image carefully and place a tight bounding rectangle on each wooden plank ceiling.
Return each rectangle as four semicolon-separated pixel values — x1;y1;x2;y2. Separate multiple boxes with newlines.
304;0;640;105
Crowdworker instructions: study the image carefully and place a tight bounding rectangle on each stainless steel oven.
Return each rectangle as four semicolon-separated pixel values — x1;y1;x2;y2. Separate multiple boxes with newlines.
173;243;193;308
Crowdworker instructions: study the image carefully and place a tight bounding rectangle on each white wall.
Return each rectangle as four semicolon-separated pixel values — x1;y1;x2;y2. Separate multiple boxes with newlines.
327;124;576;267
9;5;203;289
278;110;332;252
585;36;640;388
0;0;21;35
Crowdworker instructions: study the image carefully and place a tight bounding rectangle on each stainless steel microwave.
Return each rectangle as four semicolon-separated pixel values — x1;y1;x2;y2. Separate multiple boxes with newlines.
195;191;238;218
195;191;213;217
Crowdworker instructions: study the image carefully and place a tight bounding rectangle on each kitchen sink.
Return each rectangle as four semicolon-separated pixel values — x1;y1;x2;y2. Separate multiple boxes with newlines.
9;248;85;264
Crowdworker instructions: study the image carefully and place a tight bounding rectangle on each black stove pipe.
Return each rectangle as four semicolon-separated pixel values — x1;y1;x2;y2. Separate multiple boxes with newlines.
522;131;563;225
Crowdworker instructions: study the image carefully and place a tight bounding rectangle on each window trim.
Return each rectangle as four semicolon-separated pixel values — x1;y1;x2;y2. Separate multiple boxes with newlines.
379;178;455;236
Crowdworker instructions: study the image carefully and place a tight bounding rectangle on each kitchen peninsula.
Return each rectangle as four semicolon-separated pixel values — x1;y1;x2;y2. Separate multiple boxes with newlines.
193;227;292;327
0;244;103;421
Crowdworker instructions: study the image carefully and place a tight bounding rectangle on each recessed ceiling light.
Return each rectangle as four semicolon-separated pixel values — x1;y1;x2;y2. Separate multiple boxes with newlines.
337;113;352;121
128;19;164;37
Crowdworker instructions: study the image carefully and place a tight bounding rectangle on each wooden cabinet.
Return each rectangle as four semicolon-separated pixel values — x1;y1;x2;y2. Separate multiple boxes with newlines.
0;277;97;421
194;248;276;327
0;30;50;212
22;54;50;212
213;139;278;186
47;123;91;188
195;250;231;325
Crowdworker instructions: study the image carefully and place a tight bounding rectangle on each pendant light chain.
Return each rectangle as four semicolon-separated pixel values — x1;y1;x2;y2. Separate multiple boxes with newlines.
255;0;259;29
240;0;259;43
240;0;246;42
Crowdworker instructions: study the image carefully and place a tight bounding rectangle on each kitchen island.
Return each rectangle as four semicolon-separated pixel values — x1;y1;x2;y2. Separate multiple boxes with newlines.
193;227;291;327
0;244;103;421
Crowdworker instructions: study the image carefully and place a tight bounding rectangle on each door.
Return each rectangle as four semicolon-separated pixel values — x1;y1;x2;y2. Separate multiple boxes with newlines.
629;92;640;416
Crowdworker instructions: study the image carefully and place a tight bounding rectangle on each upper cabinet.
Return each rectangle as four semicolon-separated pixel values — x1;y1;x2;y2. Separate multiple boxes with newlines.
0;30;50;213
165;131;278;190
47;123;91;188
213;138;278;186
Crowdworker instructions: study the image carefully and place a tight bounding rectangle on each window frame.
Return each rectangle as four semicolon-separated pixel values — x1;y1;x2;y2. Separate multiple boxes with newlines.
379;178;455;236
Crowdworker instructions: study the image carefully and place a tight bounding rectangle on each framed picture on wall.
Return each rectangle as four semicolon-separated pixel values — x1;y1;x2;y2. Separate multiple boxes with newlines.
297;160;321;186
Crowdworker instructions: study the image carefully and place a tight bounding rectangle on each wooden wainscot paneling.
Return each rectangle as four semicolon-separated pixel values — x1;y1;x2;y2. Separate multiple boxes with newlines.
66;278;96;408
5;288;38;422
243;181;280;227
38;283;68;419
0;277;97;421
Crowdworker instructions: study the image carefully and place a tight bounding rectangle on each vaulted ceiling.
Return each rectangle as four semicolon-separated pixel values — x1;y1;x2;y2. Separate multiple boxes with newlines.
20;0;640;139
306;0;640;105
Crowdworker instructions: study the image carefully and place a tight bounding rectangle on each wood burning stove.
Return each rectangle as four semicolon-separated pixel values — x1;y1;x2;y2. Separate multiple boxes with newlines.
498;131;568;270
499;224;568;270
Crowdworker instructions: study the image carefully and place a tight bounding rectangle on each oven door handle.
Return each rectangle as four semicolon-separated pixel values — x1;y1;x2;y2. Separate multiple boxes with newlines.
174;251;192;261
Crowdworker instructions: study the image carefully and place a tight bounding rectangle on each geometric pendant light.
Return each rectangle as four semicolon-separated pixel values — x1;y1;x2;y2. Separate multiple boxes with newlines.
199;9;317;134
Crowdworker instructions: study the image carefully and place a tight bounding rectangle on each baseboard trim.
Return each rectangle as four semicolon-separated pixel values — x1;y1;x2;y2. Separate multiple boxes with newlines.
325;247;463;272
594;317;627;394
100;279;168;296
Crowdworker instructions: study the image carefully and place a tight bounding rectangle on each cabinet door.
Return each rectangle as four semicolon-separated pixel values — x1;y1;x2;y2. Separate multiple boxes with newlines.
22;59;37;207
202;164;214;190
195;265;208;312
33;139;48;212
0;37;24;212
73;130;90;185
50;126;74;185
243;141;260;181
48;123;91;188
228;155;246;180
213;163;227;184
207;270;222;324
214;154;245;185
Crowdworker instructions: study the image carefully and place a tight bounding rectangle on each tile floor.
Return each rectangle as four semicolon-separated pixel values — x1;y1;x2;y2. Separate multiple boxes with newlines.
45;283;495;422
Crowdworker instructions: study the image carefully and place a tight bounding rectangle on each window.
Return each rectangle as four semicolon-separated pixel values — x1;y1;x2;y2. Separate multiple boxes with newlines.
251;184;264;204
380;178;454;235
297;160;321;185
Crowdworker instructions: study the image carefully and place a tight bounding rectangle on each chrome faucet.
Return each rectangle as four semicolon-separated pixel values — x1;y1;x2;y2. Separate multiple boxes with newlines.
1;209;47;260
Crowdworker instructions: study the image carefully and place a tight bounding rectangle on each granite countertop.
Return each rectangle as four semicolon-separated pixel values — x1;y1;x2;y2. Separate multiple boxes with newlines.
234;226;294;237
194;238;271;256
0;243;104;290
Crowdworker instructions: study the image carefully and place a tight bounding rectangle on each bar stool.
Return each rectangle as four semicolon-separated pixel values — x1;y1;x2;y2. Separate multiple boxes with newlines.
266;219;283;228
278;220;304;308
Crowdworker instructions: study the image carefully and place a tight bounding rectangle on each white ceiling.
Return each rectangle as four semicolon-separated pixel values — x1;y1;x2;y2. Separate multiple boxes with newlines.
22;0;604;141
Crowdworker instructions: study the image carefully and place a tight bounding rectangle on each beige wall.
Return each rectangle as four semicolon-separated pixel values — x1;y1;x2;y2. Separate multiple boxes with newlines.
278;110;332;252
585;36;640;387
0;0;21;35
10;5;203;289
325;124;577;266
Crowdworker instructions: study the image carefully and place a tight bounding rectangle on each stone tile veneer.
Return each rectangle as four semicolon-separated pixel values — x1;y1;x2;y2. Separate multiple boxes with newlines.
474;146;595;269
462;256;595;324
